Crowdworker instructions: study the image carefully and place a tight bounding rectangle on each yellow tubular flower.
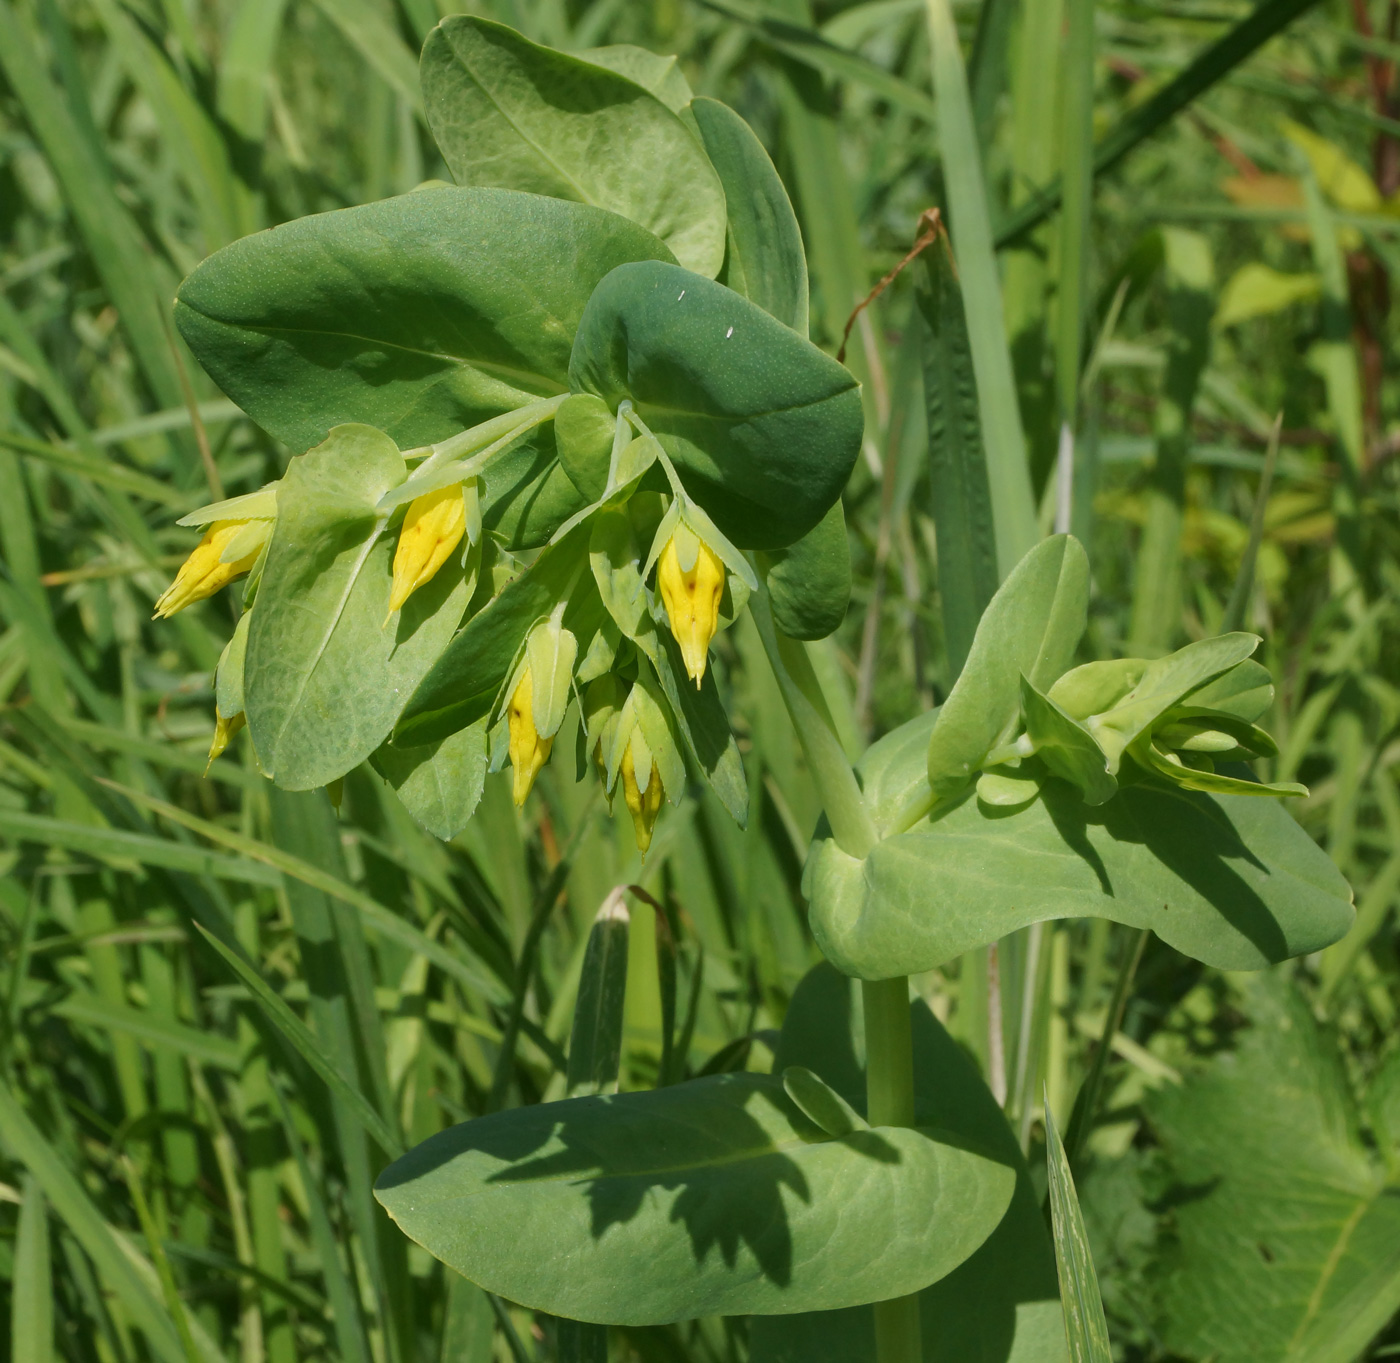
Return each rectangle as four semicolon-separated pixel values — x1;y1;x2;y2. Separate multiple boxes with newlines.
620;739;664;854
388;484;466;619
508;667;554;806
657;534;725;686
205;711;245;772
154;521;262;618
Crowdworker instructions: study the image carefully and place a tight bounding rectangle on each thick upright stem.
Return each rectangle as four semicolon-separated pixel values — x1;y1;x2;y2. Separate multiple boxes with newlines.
863;976;922;1363
752;575;919;1363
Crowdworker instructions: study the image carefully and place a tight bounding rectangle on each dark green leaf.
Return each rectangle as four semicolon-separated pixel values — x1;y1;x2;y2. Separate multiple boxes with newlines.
1148;973;1400;1363
175;187;673;452
569;262;863;548
917;247;998;683
691;96;808;335
763;501;851;641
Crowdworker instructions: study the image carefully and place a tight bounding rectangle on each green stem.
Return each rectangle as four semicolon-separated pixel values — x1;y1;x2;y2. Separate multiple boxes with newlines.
751;575;919;1363
863;976;922;1363
748;579;877;859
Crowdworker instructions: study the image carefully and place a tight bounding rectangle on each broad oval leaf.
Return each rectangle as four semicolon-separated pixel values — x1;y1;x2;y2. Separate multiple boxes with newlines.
807;777;1352;979
691;96;808;335
926;536;1089;800
175;187;674;453
245;425;471;789
421;17;725;277
569;262;863;548
373;1071;1015;1324
764;501;851;641
750;963;1068;1363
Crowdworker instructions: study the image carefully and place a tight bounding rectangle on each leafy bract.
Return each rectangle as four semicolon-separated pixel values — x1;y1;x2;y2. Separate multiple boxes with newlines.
371;720;489;841
569;262;863;548
244;425;470;789
649;631;748;826
806;775;1352;979
926;536;1089;800
393;525;590;749
175;188;673;453
374;1070;1014;1324
579;44;694;113
750;964;1067;1363
764;501;851;641
1148;973;1400;1363
691;97;809;335
421;18;725;277
1020;677;1116;806
1085;633;1261;771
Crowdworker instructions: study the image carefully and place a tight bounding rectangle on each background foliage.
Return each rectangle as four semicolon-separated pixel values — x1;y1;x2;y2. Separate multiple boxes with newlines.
0;0;1398;1360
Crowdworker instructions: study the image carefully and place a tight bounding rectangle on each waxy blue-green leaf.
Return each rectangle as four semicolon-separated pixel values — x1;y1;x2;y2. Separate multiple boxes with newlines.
569;262;863;549
807;777;1351;979
750;964;1068;1363
374;1071;1014;1324
175;188;674;453
394;525;590;748
1174;657;1273;724
245;425;471;789
421;18;725;277
1086;633;1260;771
926;536;1089;800
1020;676;1116;806
371;719;489;841
691;97;809;335
764;501;851;641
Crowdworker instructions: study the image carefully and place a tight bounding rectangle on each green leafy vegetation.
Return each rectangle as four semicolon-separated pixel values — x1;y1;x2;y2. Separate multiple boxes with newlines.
1;1;1398;1361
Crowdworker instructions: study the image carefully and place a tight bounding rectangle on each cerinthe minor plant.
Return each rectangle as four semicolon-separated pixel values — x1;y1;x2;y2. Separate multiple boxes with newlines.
155;19;1353;1363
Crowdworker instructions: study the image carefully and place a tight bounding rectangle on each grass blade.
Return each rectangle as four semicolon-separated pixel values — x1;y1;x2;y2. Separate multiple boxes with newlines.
925;0;1038;577
192;922;405;1159
12;1176;53;1363
0;1079;191;1363
1045;1096;1113;1363
916;245;998;682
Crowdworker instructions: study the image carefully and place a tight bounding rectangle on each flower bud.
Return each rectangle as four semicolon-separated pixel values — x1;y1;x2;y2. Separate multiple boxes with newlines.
388;484;466;619
657;529;725;686
154;520;267;618
507;666;554;806
205;709;245;771
620;733;664;854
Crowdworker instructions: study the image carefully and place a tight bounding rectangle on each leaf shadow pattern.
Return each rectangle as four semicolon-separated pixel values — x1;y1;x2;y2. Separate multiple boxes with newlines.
374;1072;910;1322
749;963;1065;1363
